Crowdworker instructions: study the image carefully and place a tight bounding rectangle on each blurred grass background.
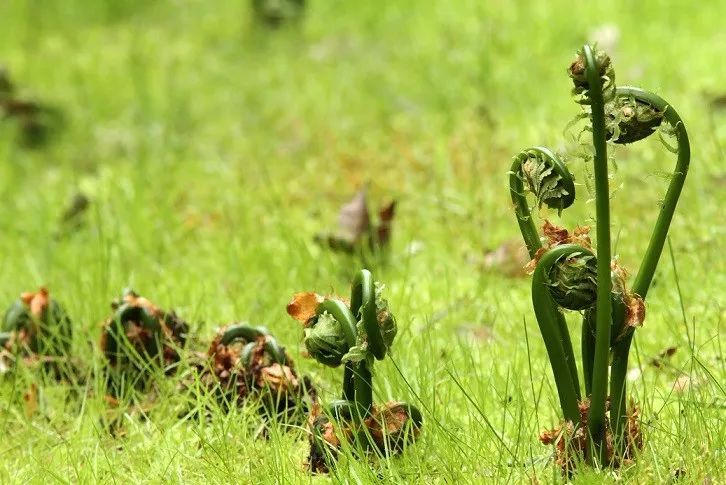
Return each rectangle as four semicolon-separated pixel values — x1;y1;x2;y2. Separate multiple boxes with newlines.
0;0;724;482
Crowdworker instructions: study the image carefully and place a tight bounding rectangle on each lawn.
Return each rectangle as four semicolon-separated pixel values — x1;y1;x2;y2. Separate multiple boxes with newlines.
0;0;724;483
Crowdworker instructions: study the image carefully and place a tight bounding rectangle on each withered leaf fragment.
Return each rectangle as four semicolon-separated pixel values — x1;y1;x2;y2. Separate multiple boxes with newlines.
649;346;677;369
286;292;323;324
315;187;396;254
525;221;592;274
539;399;642;475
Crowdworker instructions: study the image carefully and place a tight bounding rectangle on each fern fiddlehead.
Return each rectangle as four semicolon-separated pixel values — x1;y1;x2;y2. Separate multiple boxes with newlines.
510;147;583;420
509;147;576;257
288;269;421;472
511;44;689;470
608;86;690;453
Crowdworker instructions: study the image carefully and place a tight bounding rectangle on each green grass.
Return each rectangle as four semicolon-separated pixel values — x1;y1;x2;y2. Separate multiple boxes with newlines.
1;0;724;482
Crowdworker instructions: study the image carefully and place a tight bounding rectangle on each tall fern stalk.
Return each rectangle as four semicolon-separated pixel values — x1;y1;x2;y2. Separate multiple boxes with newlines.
509;44;690;468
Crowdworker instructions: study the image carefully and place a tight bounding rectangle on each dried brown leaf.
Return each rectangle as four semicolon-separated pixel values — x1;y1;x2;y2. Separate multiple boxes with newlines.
338;187;370;241
257;363;299;396
316;187;396;253
376;200;396;247
624;294;646;328
649;346;677;368
21;287;50;318
286;292;323;324
542;220;570;246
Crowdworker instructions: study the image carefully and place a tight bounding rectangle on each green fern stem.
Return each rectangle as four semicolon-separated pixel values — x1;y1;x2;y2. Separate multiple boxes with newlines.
510;147;581;413
609;86;690;452
531;244;591;423
582;44;613;463
219;323;289;366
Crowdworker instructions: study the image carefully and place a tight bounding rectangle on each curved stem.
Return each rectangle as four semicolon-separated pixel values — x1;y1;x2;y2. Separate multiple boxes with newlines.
350;270;379;420
510;147;581;396
219;324;265;345
116;304;161;333
531;244;588;423
316;299;358;348
583;44;613;463
351;269;386;359
316;299;359;401
610;86;690;453
220;324;287;365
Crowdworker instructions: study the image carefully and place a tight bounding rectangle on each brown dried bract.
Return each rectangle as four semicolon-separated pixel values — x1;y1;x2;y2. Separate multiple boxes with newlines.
365;402;422;452
611;259;646;329
542;220;592;249
542;220;571;246
525;222;592;273
20;287;50;319
257;363;299;397
286;292;324;324
539;399;643;474
624;293;646;328
307;404;342;474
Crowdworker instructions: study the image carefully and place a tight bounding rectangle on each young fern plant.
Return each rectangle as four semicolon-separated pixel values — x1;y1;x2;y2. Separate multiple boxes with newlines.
100;289;189;398
510;45;690;471
1;287;74;378
287;269;422;473
187;322;315;422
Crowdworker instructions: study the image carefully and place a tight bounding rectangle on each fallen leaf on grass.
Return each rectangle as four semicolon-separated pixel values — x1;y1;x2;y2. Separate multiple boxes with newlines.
338;188;370;240
649;346;677;368
315;187;396;254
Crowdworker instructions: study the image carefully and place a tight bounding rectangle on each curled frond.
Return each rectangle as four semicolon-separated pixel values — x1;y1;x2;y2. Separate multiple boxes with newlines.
607;95;664;144
303;312;349;367
546;252;598;311
513;147;576;215
568;45;616;104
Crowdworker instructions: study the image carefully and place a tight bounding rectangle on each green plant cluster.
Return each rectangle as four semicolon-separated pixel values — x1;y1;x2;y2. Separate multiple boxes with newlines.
510;44;690;470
